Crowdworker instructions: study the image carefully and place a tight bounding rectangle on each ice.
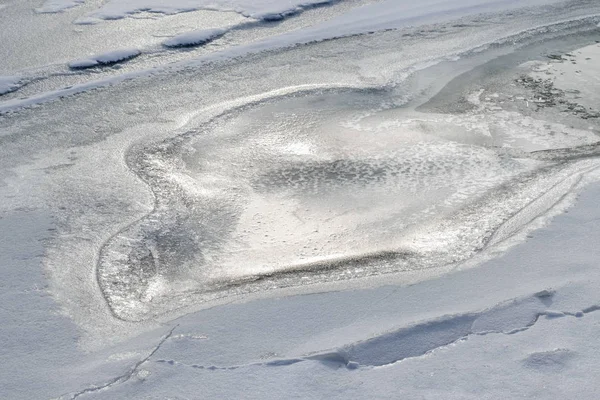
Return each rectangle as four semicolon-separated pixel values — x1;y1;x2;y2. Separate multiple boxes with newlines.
96;75;600;320
0;76;21;95
2;1;600;398
163;28;228;48
530;43;600;113
69;48;142;69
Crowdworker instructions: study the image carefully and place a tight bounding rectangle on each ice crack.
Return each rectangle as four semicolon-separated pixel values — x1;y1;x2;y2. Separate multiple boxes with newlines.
150;298;600;373
63;325;178;399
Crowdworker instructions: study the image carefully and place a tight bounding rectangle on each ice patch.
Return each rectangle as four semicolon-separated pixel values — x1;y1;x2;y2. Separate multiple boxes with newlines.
96;84;600;320
69;48;142;69
0;76;22;95
163;28;228;48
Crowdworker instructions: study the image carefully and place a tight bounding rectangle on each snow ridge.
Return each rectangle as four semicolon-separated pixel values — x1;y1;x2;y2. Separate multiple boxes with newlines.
163;28;228;48
69;49;142;69
77;0;340;24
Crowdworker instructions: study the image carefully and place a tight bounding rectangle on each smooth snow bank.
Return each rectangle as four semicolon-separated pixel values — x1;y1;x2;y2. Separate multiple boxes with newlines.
80;0;336;23
36;0;84;13
69;48;142;69
0;76;21;95
163;28;228;48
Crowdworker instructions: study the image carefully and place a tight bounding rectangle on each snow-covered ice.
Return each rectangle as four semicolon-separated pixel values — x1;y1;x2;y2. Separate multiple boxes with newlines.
79;0;339;23
163;28;228;47
0;75;21;95
69;48;142;69
1;0;600;398
36;0;85;13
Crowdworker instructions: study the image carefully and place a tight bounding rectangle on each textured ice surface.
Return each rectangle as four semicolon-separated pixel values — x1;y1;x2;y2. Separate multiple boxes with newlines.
2;1;600;398
97;79;600;320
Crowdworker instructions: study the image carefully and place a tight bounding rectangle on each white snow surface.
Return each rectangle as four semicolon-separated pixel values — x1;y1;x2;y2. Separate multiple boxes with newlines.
163;28;228;47
81;0;337;22
69;48;141;69
36;0;84;13
2;1;600;399
0;76;21;95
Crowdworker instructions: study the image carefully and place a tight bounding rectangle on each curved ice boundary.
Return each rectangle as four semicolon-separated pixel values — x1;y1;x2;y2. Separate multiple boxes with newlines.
163;28;229;48
96;72;600;320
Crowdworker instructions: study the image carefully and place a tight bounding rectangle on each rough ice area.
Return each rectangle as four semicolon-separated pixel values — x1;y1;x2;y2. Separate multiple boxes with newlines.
530;43;600;112
97;49;600;320
35;0;84;13
69;48;142;69
163;28;228;48
0;76;21;95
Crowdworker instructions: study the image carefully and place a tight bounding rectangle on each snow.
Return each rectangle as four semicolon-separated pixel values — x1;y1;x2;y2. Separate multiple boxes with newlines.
79;0;338;23
2;0;600;399
0;76;21;95
35;0;84;13
163;28;228;48
42;181;600;398
69;48;142;69
3;1;593;114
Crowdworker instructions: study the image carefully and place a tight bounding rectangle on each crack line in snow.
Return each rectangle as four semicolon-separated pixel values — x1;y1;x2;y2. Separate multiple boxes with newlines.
64;324;178;399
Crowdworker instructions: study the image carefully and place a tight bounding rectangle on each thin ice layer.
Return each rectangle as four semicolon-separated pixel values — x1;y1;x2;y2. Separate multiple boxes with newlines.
97;86;600;321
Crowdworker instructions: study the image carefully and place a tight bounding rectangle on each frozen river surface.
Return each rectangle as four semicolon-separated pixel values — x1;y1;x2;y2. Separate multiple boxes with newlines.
1;0;600;398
